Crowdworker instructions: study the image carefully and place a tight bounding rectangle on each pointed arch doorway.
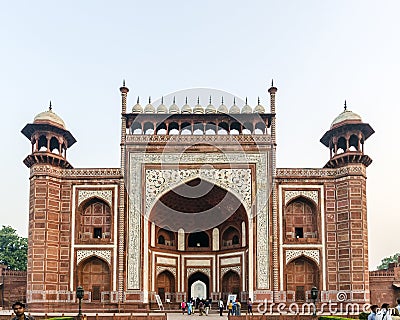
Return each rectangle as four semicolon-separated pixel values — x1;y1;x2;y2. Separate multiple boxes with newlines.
188;272;209;300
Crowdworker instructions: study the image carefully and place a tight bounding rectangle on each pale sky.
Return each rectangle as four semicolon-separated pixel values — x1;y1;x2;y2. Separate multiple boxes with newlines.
1;1;399;270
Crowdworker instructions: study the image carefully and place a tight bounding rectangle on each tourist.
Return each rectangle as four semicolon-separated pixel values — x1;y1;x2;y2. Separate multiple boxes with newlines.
394;298;400;316
187;300;193;315
227;300;233;316
198;300;204;316
376;303;393;320
247;297;253;315
218;299;224;316
235;299;241;315
11;302;34;320
204;299;210;316
181;300;187;315
368;305;379;320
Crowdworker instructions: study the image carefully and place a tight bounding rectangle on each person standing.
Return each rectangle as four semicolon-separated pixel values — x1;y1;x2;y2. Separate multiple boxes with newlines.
247;298;253;315
376;303;393;320
11;302;34;320
368;305;379;320
218;299;224;316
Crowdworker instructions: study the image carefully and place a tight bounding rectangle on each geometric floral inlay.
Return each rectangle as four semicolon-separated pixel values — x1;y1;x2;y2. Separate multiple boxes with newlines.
78;190;112;207
156;266;176;277
187;268;211;277
145;168;251;215
221;266;241;277
285;249;320;265
284;190;318;206
76;250;112;265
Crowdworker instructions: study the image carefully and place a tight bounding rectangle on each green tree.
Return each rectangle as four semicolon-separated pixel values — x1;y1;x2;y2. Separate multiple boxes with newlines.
377;253;400;270
0;226;28;271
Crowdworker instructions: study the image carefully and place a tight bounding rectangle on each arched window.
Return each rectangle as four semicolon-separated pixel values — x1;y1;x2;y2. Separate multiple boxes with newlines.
158;235;165;245
188;232;209;247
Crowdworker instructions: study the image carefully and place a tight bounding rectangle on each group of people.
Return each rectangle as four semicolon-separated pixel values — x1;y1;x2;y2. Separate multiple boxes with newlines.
181;297;212;316
369;299;400;320
181;297;253;316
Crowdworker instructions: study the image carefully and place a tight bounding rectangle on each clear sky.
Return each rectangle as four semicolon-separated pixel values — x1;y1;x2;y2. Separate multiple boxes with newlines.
1;1;399;270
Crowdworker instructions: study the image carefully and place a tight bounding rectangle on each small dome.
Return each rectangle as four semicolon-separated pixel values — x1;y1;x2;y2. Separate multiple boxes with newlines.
157;103;168;113
132;100;143;113
33;107;66;129
205;103;216;114
193;101;204;114
229;103;240;114
217;99;228;113
241;103;252;114
144;102;155;113
254;99;265;113
181;100;192;114
169;101;180;114
331;108;362;128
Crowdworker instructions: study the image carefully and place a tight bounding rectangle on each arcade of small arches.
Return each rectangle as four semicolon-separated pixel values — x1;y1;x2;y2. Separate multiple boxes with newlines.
130;120;268;136
329;131;364;157
30;131;68;157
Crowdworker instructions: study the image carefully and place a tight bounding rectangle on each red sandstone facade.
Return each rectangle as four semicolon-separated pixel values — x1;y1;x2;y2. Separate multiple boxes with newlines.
21;84;374;313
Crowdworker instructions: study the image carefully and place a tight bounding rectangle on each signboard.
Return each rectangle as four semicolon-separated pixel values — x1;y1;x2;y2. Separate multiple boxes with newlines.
155;294;164;310
227;294;237;303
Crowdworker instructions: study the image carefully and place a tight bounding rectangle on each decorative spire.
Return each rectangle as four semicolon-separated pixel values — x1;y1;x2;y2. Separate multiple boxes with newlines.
137;96;140;104
49;100;52;111
271;79;274;87
221;96;224;104
161;96;164;104
344;100;347;111
173;96;176;104
233;97;236;105
123;79;126;87
185;97;188;104
245;97;248;105
197;96;200;104
148;96;151;104
258;97;260;105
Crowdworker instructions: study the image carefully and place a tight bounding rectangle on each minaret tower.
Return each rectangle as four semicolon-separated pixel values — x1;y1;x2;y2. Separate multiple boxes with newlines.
21;103;76;310
320;101;374;168
320;102;374;303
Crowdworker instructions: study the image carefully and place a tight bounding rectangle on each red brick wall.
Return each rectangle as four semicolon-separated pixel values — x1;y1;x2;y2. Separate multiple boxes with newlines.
1;269;27;309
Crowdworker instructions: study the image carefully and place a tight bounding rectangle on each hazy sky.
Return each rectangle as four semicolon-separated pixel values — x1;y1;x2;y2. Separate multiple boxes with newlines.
1;1;399;270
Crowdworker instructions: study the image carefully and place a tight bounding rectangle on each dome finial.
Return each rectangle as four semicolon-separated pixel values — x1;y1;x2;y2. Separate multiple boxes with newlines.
233;97;236;105
245;97;248;105
137;96;140;104
185;96;188;104
173;96;176;104
161;96;164;104
221;96;224;104
123;79;126;87
344;100;347;111
271;79;274;87
148;96;151;104
197;96;200;104
209;95;212;104
49;100;52;111
258;96;260;105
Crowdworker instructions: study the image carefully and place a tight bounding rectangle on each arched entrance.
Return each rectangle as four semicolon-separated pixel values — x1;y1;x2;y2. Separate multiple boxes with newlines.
156;270;175;302
221;270;240;301
78;256;110;301
285;256;319;301
188;272;209;300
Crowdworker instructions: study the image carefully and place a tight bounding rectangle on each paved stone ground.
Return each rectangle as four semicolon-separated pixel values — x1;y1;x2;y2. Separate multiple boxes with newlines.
167;312;228;319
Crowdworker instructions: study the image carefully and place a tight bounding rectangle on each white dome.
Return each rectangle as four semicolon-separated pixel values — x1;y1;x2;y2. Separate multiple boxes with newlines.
33;108;66;129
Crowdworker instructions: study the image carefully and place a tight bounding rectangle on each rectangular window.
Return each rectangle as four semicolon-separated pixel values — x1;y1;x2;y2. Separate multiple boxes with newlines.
295;227;304;238
93;228;102;239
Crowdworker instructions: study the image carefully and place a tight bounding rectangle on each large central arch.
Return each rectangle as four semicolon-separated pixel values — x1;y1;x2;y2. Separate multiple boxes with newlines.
148;177;249;300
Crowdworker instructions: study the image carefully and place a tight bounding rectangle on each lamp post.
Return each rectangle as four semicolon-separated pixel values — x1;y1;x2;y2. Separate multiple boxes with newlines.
76;286;84;320
311;287;318;316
